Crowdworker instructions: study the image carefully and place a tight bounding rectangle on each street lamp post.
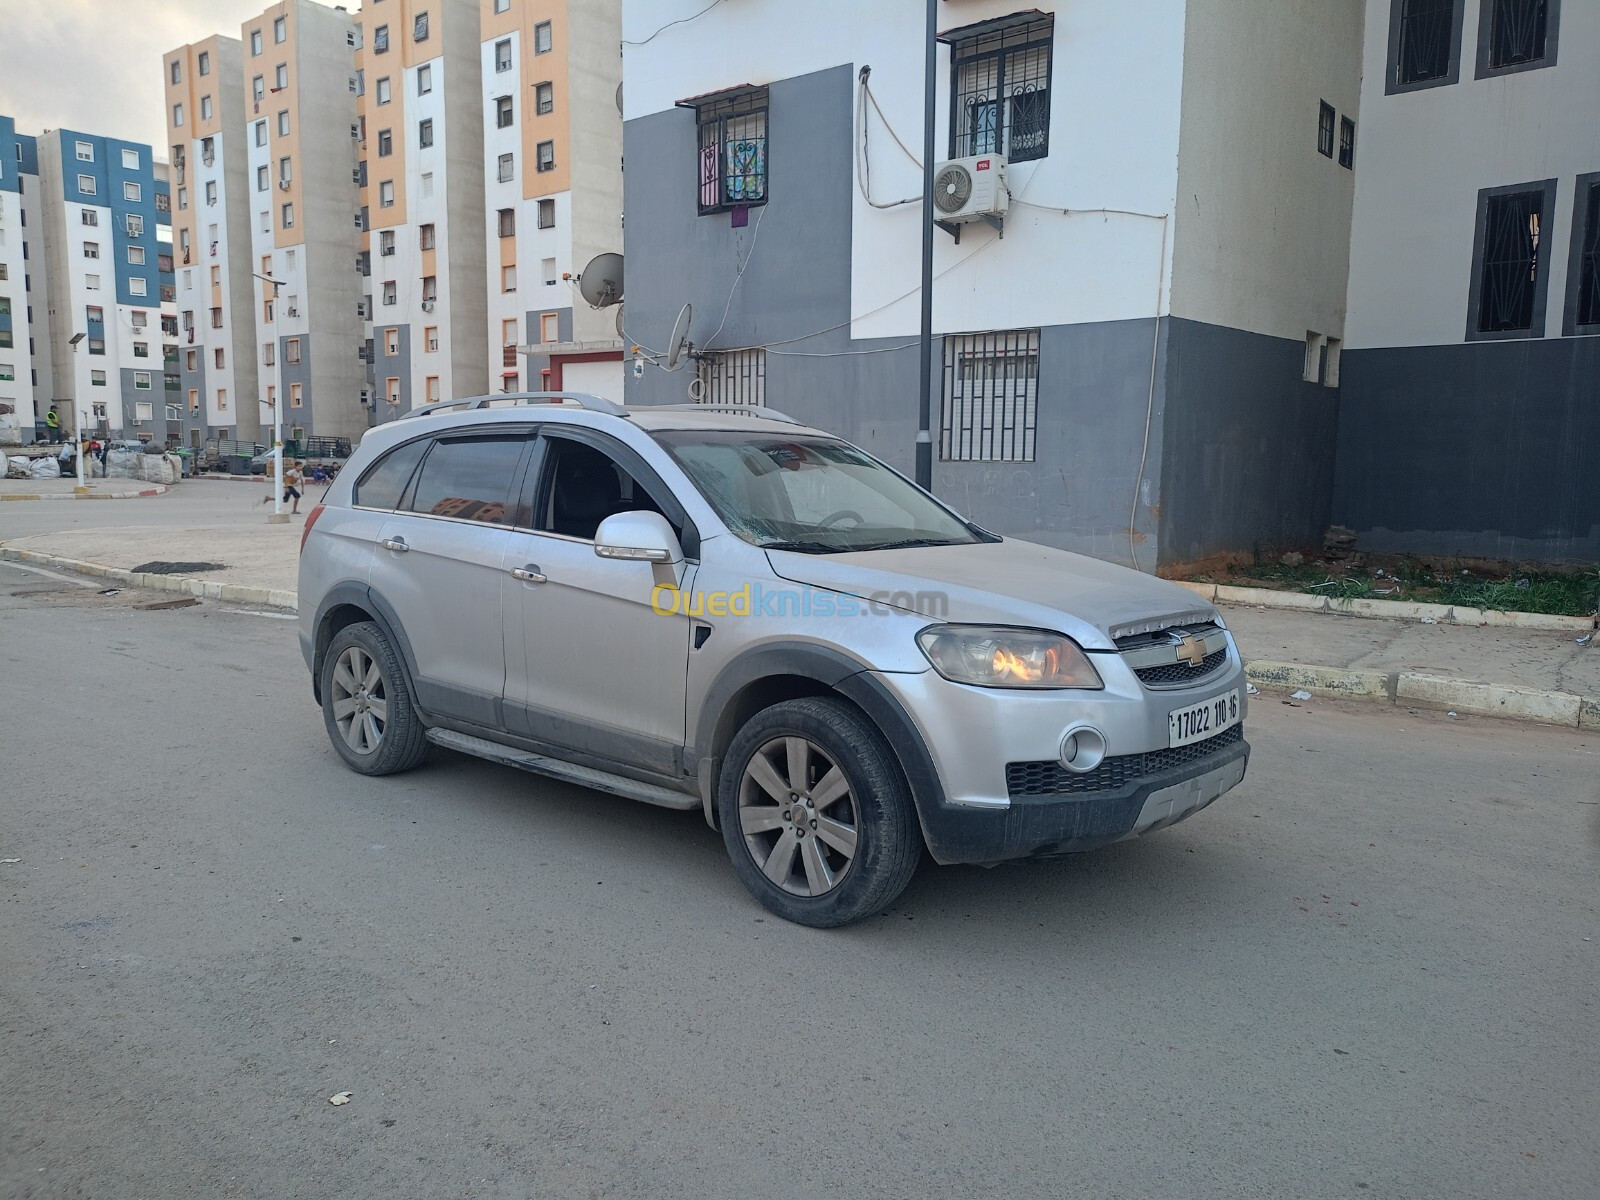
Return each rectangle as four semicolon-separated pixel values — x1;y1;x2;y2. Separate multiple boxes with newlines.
916;0;937;492
67;332;88;493
253;272;288;523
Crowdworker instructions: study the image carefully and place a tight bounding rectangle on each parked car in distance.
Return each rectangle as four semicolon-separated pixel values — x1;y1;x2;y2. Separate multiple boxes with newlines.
298;394;1249;927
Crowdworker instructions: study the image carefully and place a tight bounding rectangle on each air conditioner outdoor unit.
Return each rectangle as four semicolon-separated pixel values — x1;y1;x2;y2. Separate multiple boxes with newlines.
286;308;300;318
379;245;394;256
351;168;362;184
420;300;435;312
278;180;291;191
932;153;1009;228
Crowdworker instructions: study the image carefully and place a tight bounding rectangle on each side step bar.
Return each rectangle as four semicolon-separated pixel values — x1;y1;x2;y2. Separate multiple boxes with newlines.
425;728;700;812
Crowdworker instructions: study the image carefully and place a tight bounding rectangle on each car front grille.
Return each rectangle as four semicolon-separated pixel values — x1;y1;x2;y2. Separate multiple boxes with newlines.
1115;620;1232;690
1005;725;1244;799
1133;648;1229;687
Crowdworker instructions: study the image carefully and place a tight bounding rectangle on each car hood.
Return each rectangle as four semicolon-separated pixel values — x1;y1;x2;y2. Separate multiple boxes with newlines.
765;538;1218;651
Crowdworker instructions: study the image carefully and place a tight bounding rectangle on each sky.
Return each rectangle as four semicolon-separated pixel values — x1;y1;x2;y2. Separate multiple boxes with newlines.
0;0;346;156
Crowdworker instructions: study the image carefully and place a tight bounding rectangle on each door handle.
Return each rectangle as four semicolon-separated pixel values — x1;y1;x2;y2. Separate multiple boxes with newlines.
379;536;409;552
510;564;546;584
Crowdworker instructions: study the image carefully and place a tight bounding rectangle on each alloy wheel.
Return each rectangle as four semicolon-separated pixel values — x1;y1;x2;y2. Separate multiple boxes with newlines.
738;736;860;897
329;645;387;755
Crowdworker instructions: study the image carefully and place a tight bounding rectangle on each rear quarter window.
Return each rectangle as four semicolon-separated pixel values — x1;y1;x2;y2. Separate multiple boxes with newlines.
353;439;428;510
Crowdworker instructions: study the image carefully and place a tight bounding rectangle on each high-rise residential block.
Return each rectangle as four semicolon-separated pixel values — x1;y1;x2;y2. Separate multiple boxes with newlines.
0;116;51;442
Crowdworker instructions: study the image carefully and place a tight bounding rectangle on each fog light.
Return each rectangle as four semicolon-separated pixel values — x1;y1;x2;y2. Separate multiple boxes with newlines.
1059;725;1107;773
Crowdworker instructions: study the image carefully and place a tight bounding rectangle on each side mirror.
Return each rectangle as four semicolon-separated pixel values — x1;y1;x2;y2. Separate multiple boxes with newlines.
594;510;683;564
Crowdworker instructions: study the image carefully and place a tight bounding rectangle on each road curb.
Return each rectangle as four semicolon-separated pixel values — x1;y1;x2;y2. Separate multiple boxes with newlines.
0;546;297;612
0;484;169;501
1184;580;1596;633
1245;659;1596;729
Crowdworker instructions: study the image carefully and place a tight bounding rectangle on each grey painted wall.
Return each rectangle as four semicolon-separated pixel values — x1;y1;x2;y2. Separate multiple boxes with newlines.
370;323;412;419
522;306;573;390
279;333;316;437
180;356;209;437
1160;318;1340;566
1333;337;1600;561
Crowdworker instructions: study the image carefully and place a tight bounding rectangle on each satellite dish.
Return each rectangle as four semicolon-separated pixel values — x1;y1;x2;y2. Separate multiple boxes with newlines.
666;303;693;370
615;303;625;339
615;82;624;116
577;252;624;308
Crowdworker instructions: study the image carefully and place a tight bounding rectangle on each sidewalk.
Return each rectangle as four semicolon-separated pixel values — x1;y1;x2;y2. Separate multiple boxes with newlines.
0;478;170;501
1;518;1595;728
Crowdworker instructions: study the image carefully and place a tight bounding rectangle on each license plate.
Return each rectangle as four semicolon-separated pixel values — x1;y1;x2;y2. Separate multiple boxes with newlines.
1168;689;1241;748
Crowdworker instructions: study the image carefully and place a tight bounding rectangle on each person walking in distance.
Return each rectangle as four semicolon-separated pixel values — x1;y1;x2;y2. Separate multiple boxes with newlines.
283;458;306;515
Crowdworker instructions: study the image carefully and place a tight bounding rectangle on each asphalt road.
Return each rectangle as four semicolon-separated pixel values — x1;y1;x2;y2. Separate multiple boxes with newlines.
2;560;1596;1200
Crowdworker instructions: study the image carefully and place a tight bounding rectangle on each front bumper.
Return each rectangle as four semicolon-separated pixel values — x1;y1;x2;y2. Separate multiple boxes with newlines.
916;736;1249;865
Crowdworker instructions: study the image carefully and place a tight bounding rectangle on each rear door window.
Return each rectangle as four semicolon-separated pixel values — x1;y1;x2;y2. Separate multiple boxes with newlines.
405;435;528;525
353;439;428;510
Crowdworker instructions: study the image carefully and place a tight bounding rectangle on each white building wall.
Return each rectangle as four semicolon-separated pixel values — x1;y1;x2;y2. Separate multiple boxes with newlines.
1345;0;1600;349
0;188;34;436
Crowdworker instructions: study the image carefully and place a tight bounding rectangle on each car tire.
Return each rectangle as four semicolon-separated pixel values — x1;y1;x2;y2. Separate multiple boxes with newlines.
717;696;922;928
320;621;429;776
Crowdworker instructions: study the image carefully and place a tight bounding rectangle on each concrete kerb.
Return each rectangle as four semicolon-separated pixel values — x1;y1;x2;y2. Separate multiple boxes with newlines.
0;546;299;612
0;485;169;501
1245;660;1594;730
1193;580;1597;633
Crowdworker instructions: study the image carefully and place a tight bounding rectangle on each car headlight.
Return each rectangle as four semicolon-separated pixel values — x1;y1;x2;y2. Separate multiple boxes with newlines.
915;625;1103;690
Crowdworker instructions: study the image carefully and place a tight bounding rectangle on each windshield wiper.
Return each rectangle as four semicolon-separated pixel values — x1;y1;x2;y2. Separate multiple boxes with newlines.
760;539;847;554
854;537;965;552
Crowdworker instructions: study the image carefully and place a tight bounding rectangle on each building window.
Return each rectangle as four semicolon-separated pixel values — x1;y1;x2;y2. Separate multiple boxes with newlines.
197;50;210;76
419;223;436;250
1563;172;1600;336
276;63;288;89
217;388;228;410
134;371;152;390
376;77;392;105
1467;179;1557;340
290;382;303;408
422;275;437;302
539;312;559;343
127;214;143;236
154;191;170;214
536;140;555;173
495;39;512;72
948;16;1053;163
384;327;399;355
133;401;151;421
83;242;100;259
188;388;200;412
262;342;275;366
417;64;432;94
373;24;389;53
76;140;93;161
173;103;184;128
122;148;139;169
130;278;148;297
210;306;223;328
255;120;267;147
495;0;510;11
133;341;149;358
535;21;553;53
251;29;262;55
496;96;514;128
285;338;301;365
537;198;555;229
696;348;766;407
1338;117;1356;169
421;172;434;198
278;111;290;137
376;230;393;257
501;318;519;348
77;173;96;195
170;59;181;84
379;180;395;208
498;208;515;237
282;202;294;228
201;95;214;121
274;16;286;43
85;274;101;290
502;264;517;292
383;281;397;305
1317;102;1335;157
425;326;439;351
252;74;265;102
940;330;1039;462
81;209;98;227
425;375;440;403
257;165;268;191
124;181;142;202
1387;0;1465;93
692;89;766;212
378;129;393;157
497;153;514;183
1478;0;1560;77
414;12;429;41
385;377;401;406
536;82;554;115
541;257;557;285
416;118;433;149
205;179;218;205
128;245;146;265
214;347;226;370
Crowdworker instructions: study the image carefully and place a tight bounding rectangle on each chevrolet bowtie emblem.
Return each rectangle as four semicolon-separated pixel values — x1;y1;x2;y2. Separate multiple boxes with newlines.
1174;635;1207;667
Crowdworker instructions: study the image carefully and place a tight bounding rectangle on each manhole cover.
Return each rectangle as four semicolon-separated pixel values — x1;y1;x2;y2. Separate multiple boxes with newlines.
130;561;225;575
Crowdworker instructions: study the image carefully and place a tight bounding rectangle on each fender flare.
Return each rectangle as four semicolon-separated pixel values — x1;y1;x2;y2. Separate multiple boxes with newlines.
310;582;425;714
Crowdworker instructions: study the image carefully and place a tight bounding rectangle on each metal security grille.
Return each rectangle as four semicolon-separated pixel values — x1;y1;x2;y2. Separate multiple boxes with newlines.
1486;0;1549;68
949;17;1053;163
1317;102;1335;157
940;330;1039;462
696;91;768;214
1396;0;1456;85
1477;190;1544;333
1578;182;1600;328
696;349;766;406
1339;117;1356;169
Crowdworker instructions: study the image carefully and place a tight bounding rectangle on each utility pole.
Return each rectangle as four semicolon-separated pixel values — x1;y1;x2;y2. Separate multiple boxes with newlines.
915;0;937;492
254;272;288;523
67;331;88;494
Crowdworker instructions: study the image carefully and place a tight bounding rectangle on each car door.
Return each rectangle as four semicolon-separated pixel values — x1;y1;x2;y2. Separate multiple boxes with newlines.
501;429;699;776
370;429;535;728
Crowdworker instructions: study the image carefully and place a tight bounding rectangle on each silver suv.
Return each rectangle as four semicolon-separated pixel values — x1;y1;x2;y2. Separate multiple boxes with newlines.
299;394;1249;926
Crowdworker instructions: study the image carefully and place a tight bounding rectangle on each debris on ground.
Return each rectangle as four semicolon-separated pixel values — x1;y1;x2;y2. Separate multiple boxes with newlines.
97;589;120;596
0;858;20;865
1247;684;1261;696
129;561;225;575
1578;633;1593;646
1447;712;1459;718
1290;690;1312;701
1421;617;1438;624
328;1092;353;1106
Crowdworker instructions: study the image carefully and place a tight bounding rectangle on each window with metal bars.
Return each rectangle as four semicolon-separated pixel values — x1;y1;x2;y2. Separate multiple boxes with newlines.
940;331;1039;462
1388;0;1462;93
692;90;768;214
696;349;765;406
948;16;1053;163
1564;175;1600;336
1317;102;1335;158
1338;117;1356;169
1477;0;1558;76
1467;181;1555;340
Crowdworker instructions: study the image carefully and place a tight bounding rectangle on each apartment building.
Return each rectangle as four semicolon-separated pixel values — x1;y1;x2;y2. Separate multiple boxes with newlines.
358;0;488;420
26;126;177;442
482;0;624;402
1333;0;1600;561
0;116;51;442
621;0;1362;568
166;34;262;445
240;0;367;444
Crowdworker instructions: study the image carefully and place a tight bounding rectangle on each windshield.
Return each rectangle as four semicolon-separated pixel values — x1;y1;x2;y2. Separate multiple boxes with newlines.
653;430;991;553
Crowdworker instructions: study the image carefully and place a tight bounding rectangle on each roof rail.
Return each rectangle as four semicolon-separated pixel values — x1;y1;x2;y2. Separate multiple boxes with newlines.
645;403;803;426
398;392;627;421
